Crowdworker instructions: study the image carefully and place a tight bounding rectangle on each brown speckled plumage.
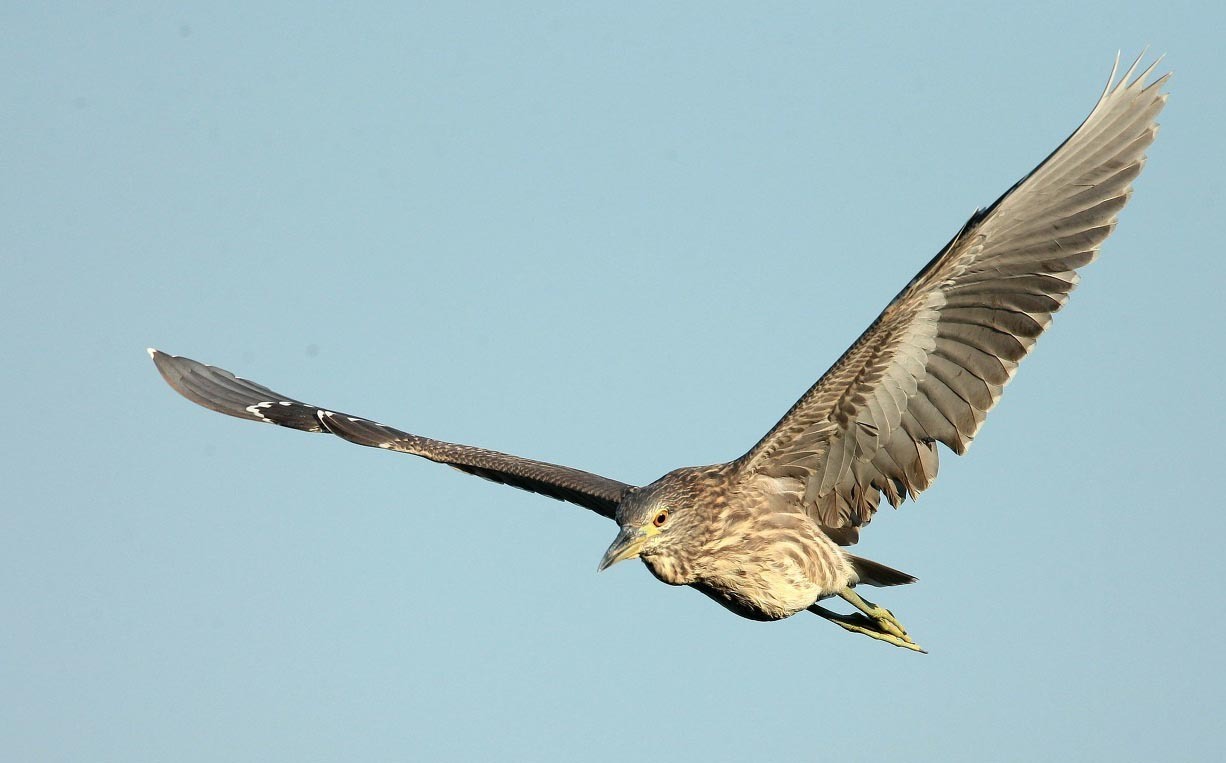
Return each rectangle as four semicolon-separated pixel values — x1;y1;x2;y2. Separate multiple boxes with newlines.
149;56;1167;652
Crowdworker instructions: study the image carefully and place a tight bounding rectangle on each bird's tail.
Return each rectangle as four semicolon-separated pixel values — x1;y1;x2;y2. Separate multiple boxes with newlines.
848;555;917;588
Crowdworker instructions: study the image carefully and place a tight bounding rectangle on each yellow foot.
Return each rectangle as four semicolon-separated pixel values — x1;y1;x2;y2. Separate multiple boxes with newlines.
839;587;912;642
809;604;927;653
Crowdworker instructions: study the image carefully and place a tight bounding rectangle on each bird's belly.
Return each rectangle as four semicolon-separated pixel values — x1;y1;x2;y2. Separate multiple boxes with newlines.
691;578;821;621
691;553;830;620
688;518;851;620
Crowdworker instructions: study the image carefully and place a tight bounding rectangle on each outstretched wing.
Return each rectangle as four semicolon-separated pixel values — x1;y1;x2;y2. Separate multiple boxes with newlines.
149;350;631;518
734;55;1169;545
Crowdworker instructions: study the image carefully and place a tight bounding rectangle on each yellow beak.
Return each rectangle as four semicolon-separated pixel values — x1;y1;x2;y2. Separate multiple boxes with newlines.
597;526;648;571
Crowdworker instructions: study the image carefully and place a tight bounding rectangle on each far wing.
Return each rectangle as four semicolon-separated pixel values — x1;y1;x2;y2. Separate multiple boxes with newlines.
149;350;631;518
734;55;1168;544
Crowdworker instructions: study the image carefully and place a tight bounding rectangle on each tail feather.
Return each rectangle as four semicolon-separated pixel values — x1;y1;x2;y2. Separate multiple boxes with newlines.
848;555;917;587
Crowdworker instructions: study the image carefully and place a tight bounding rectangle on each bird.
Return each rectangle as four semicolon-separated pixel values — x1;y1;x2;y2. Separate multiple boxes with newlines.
149;54;1167;652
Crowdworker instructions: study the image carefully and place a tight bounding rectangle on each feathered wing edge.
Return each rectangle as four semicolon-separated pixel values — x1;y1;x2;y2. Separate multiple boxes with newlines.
148;350;630;518
732;54;1169;543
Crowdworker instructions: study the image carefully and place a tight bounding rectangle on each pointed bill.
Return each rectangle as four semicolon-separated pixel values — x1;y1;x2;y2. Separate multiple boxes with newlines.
597;526;647;572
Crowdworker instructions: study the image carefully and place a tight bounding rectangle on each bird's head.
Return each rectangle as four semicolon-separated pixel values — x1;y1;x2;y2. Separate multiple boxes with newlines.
598;480;702;585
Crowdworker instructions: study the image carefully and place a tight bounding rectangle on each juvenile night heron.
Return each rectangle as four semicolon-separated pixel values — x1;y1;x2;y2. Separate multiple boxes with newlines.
150;56;1167;652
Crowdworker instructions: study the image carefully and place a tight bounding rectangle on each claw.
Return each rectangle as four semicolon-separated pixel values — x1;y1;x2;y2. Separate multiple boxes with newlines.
809;605;921;652
809;604;927;653
838;587;911;641
807;586;925;652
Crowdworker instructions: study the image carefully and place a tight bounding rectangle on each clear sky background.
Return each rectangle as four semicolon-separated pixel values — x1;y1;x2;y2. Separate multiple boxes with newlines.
4;3;1223;761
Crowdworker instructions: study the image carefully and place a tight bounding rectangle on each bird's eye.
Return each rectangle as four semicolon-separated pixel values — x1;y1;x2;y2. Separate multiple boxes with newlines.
653;509;669;528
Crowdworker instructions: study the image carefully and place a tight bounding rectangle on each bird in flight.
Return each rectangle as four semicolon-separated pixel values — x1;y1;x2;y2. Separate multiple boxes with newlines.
150;55;1167;652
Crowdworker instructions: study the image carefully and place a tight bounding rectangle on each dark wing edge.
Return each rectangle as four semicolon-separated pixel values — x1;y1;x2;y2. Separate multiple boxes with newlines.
731;54;1169;544
148;349;630;518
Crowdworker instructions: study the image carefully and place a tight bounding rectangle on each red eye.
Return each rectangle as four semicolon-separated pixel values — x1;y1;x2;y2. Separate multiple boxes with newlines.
653;509;669;528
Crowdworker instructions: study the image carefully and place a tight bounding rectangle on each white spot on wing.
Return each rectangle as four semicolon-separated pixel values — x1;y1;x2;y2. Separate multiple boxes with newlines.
246;401;276;422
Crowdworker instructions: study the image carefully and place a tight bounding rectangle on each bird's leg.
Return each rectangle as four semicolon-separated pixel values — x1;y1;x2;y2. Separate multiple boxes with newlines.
808;604;926;653
808;585;925;651
838;586;913;642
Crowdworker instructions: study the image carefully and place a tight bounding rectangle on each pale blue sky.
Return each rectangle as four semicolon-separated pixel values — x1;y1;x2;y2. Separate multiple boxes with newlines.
5;3;1224;761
